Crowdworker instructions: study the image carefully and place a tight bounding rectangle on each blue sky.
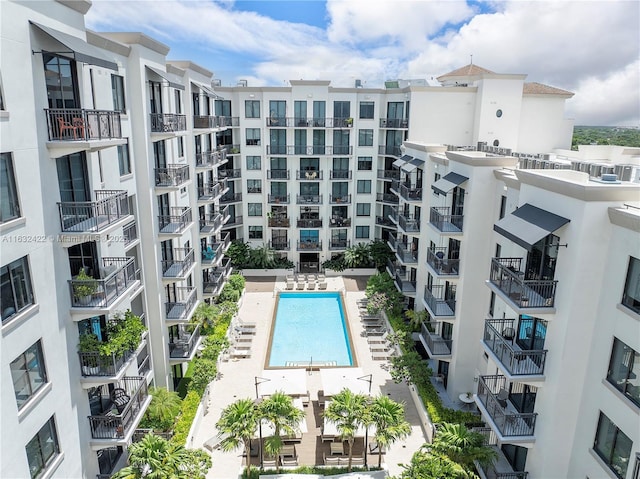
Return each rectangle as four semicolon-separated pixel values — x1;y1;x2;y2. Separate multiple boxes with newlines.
86;0;639;126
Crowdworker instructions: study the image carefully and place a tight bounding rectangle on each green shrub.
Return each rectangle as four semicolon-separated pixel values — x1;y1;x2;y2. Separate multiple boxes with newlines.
217;284;240;303
171;391;201;446
188;358;217;395
227;273;246;292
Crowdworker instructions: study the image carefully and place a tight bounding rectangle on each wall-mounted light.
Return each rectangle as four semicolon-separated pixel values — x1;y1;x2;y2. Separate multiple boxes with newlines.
249;94;255;98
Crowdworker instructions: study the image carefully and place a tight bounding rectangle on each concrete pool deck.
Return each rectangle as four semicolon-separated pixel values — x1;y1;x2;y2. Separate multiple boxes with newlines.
191;276;428;478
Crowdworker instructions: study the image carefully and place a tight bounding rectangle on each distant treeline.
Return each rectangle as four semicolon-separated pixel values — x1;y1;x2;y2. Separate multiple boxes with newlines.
572;126;640;149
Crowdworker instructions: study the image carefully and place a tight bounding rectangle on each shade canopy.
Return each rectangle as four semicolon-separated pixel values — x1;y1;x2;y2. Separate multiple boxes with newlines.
258;369;308;397
192;82;221;99
320;367;373;397
146;66;185;90
401;157;425;173
31;22;118;71
392;158;406;168
431;171;469;195
493;203;570;251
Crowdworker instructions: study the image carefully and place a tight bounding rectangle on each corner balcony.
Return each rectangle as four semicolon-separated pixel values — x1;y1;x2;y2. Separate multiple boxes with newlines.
391;180;423;202
483;319;547;380
155;165;190;189
475;375;538;444
296;194;322;205
218;168;242;180
165;286;197;321
197;180;227;203
379;118;409;129
419;321;452;358
88;377;150;443
202;233;231;267
267;169;291;180
378;145;402;157
429;206;464;234
398;213;420;233
426;247;460;277
396;242;418;264
222;215;243;229
394;269;416;294
423;285;456;319
219;192;242;204
297;218;322;228
268;215;290;228
488;258;558;313
150;113;187;133
330;170;352;180
297;170;324;180
329;216;351;227
377;169;400;181
473;427;529;479
169;324;202;362
45;108;124;155
297;240;322;251
330;194;351;204
161;248;195;280
376;192;399;205
158;207;192;236
268;194;290;204
329;239;350;250
58;190;131;236
269;239;291;251
69;257;140;310
203;258;232;297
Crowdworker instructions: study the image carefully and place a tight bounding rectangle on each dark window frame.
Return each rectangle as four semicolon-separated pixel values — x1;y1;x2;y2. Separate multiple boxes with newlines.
359;101;374;119
111;74;126;113
245;100;260;118
1;256;35;322
593;411;632;479
356;203;371;216
357;156;372;171
249;226;263;239
606;337;640;407
26;416;60;479
117;143;131;176
622;256;640;314
357;180;371;194
246;156;261;170
355;225;370;238
11;340;48;409
358;129;373;146
1;152;21;222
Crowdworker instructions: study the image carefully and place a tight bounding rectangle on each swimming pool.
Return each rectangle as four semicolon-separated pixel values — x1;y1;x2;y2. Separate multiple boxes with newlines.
267;292;354;368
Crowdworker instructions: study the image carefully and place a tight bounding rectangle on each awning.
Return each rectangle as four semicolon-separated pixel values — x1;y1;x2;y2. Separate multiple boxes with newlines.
401;157;425;173
392;158;406;168
493;203;570;251
400;154;413;162
146;66;185;90
431;171;469;195
191;82;221;99
30;22;118;71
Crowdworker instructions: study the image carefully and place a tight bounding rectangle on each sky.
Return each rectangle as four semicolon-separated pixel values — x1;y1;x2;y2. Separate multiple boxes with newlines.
86;0;640;126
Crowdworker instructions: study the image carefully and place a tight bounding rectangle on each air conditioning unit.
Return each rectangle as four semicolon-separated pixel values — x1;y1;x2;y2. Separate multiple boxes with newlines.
212;79;222;87
237;79;248;87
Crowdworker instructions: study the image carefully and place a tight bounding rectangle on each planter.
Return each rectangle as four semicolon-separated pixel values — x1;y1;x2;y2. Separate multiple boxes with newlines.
78;294;93;306
82;365;100;376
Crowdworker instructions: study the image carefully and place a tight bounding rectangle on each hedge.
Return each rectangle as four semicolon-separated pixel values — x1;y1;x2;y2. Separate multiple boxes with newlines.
170;390;201;447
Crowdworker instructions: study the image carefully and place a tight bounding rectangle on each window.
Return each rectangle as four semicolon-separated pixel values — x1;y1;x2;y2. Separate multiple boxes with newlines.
356;203;371;216
358;129;373;146
333;101;350;119
249;226;263;239
247;179;262;194
246;156;261;170
593;412;632;478
177;137;184;158
174;89;182;114
11;341;47;409
1;152;20;222
356;226;370;238
607;338;640;407
622;256;640;314
246;128;260;146
98;447;123;476
333;130;350;155
1;256;34;322
357;180;371;194
248;203;262;216
357;156;372;170
499;195;507;219
117;143;131;176
110;74;126;112
245;100;260;118
26;417;60;479
359;101;374;119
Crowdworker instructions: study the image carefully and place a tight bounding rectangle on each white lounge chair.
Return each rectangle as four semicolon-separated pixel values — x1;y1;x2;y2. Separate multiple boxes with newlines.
285;281;295;290
369;342;390;352
234;326;257;335
365;327;386;336
203;432;230;451
317;281;327;290
230;348;251;359
372;349;398;360
307;281;316;290
307;274;315;282
296;281;305;290
367;332;389;344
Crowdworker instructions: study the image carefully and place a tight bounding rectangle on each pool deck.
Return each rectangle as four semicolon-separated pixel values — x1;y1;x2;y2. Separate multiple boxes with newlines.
191;276;429;478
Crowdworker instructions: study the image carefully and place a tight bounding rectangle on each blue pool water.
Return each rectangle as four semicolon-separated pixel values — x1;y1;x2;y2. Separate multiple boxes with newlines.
268;292;353;367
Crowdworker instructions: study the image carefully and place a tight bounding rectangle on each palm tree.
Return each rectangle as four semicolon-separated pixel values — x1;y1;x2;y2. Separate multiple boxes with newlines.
344;242;371;268
397;445;472;479
259;391;305;472
216;398;259;477
143;387;182;432
324;388;369;472
368;395;411;467
249;243;276;268
190;302;217;332
431;422;497;471
404;309;430;330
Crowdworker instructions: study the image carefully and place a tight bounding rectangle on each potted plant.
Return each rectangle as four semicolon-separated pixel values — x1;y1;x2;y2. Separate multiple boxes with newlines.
345;117;353;126
73;268;98;306
78;333;102;375
102;311;147;359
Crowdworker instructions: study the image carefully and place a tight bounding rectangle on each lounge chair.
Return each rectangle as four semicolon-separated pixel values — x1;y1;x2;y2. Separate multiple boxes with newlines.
368;332;389;344
230;348;251;359
372;349;397;360
307;281;316;290
235;319;257;329
323;454;340;465
262;457;278;468
317;281;327;290
369;342;390;352
350;456;365;466
307;274;315;282
203;432;230;451
285;281;295;290
363;321;384;329
296;281;305;290
317;274;326;281
234;326;256;335
282;457;298;467
365;327;386;336
232;333;252;343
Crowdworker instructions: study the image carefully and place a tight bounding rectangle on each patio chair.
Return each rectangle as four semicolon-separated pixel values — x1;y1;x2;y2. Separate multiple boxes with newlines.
317;274;326;281
262;456;278;468
203;432;230;451
110;388;130;414
296;281;305;290
367;332;389;344
372;349;397;361
350;456;365;466
317;281;327;290
365;327;386;336
496;388;509;408
324;454;340;465
285;281;295;290
307;274;316;282
369;342;390;352
307;281;316;290
282;457;298;467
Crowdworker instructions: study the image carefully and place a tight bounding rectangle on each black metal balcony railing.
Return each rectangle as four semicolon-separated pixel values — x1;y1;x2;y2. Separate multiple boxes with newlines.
330;170;352;180
378;145;402;157
169;324;201;359
330;194;351;204
386;258;401;277
268;216;290;228
222;215;243;228
476;375;538;438
69;257;139;308
45;108;123;141
483;319;547;376
329;217;351;227
59;190;130;233
489;258;558;309
399;214;420;233
199;210;225;234
377;169;400;180
394;270;416;293
473;428;530;479
88;377;149;440
330;239;350;250
155;165;190;188
122;222;137;247
218;169;242;179
165;286;197;320
297;218;322;228
195;149;227;168
193;115;228;129
394;182;423;202
268;194;290;204
296;194;322;205
161;248;194;279
388;207;399;224
269;240;290;251
376;215;394;227
296;170;324;180
396;242;418;264
297;240;322;251
426;248;460;276
423;284;456;317
267;169;291;180
150;113;187;133
420;321;452;356
197;181;226;201
267;145;353;155
379;118;409;129
376;192;399;204
203;258;232;294
206;232;231;261
132;429;173;443
79;348;135;378
429;206;464;233
266;117;353;128
219;192;242;204
158;207;192;235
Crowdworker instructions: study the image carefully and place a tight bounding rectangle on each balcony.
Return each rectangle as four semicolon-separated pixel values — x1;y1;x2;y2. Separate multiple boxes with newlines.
376;216;395;228
488;258;558;311
430;206;464;234
122;222;138;248
396;242;418;264
58;190;130;234
218;168;242;180
203;233;231;265
330;170;352;180
222;215;243;228
378;145;402;157
296;170;324;180
45;108;122;142
203;258;232;296
377;169;399;181
267;169;291;180
483;319;547;378
268;215;290;228
266;117;353;128
399;214;420;233
79;347;138;379
195;150;226;169
197;181;227;202
394;270;416;294
297;240;322;251
267;145;352;155
376;192;399;204
158;207;192;235
224;144;241;155
387;232;398;251
268;194;290;204
155;165;190;189
88;377;149;441
69;257;140;309
165;286;197;321
473;428;529;479
193;115;225;129
426;248;460;277
297;218;322;228
391;180;423;202
161;248;194;280
219;192;242;204
296;194;322;205
330;194;351;204
423;285;456;318
476;375;537;441
218;117;239;127
329;239;350;250
388;207;399;224
199;209;227;235
269;239;291;251
329;216;351;227
386;258;401;277
150;113;187;133
379;118;409;129
169;324;202;361
419;321;452;358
